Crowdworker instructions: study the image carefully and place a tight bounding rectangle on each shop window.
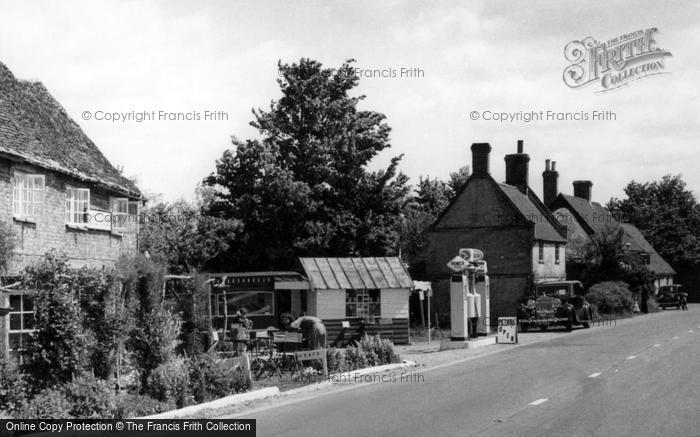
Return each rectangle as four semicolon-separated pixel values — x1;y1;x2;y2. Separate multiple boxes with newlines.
13;172;44;220
8;293;35;364
345;289;381;318
210;291;274;317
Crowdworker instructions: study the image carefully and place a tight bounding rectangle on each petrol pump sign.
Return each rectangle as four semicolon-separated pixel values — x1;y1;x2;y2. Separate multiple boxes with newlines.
497;317;518;344
446;255;469;273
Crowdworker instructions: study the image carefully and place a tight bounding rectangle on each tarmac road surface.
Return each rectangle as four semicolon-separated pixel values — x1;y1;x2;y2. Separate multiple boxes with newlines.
236;306;700;437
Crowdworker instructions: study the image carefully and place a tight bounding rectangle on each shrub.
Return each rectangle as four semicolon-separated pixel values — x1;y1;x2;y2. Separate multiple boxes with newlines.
0;359;28;414
16;388;73;419
62;374;117;419
146;358;191;408
188;353;250;403
356;335;401;365
586;281;634;315
113;393;173;418
129;309;183;388
326;348;347;374
344;345;368;371
22;252;96;386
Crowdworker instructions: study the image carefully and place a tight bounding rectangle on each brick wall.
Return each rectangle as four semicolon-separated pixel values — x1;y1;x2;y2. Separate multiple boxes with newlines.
0;159;140;361
0;159;139;274
423;177;535;325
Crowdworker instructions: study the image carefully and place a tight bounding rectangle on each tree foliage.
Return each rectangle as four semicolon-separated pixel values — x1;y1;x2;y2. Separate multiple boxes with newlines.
579;225;654;291
607;174;700;269
399;166;470;266
203;59;410;269
138;200;240;274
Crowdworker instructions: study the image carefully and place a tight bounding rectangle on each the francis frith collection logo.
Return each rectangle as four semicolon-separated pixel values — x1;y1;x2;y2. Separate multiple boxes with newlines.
563;28;672;92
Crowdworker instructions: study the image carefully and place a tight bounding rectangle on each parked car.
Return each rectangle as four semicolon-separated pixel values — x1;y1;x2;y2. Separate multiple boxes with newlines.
517;280;593;332
657;284;683;310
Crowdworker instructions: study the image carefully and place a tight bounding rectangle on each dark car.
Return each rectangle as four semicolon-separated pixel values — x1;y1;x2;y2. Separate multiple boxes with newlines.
517;281;593;332
657;285;683;310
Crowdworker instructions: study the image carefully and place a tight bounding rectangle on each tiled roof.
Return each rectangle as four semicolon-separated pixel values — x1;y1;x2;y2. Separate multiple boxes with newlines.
498;183;567;243
558;194;616;234
299;257;414;290
621;223;676;276
0;62;141;198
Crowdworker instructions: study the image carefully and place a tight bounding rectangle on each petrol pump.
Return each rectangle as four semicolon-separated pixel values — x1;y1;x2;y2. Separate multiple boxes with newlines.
474;260;491;335
446;249;489;340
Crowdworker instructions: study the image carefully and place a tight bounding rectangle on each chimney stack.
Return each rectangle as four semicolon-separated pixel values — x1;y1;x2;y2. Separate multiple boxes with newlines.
573;180;593;202
505;140;530;194
471;143;491;178
542;158;559;208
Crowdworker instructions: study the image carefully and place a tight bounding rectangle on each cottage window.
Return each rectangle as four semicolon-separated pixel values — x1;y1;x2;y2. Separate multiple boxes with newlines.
65;188;90;225
538;242;544;264
8;293;35;364
345;289;381;318
555;243;560;264
12;173;45;220
110;197;129;230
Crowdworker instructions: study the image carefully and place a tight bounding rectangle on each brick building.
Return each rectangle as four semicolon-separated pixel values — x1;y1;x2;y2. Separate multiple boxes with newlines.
542;160;675;291
421;141;567;324
0;62;142;361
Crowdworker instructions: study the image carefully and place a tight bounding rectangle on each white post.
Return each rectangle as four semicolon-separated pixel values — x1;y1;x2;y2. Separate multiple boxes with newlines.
427;286;432;344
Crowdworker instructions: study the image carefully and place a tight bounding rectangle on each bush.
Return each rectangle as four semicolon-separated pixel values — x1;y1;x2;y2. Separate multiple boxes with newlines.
16;388;73;419
326;348;347;374
129;309;183;387
113;393;173;418
146;358;191;408
0;359;28;414
586;281;634;315
62;374;117;419
356;335;401;365
344;345;368;371
188;353;250;403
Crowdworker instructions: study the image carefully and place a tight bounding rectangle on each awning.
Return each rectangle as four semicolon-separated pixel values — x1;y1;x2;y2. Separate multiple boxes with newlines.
299;257;414;290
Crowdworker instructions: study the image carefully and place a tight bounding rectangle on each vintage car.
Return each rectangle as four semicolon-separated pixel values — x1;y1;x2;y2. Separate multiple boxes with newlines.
657;284;683;310
517;280;593;332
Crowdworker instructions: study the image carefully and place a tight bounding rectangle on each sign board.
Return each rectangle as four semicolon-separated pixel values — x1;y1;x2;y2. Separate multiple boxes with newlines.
295;348;328;378
496;317;518;344
419;290;425;301
459;248;484;262
446;255;469;272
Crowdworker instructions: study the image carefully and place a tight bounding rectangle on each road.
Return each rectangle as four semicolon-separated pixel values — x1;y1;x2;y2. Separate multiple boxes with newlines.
237;307;700;437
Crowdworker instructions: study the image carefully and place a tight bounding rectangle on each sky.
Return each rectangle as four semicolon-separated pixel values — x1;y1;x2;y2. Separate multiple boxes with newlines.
1;0;699;204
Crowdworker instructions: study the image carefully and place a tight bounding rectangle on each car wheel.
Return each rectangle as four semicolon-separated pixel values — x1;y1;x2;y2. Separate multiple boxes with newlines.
565;318;573;331
541;324;548;331
582;322;590;329
520;324;528;333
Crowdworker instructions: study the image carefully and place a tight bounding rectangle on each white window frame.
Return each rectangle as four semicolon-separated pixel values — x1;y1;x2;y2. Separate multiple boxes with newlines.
345;289;381;318
7;292;35;364
12;172;45;220
110;197;129;230
538;242;545;264
66;187;91;226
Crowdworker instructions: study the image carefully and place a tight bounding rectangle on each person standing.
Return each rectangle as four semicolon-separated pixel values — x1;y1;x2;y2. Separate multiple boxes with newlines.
289;316;327;349
680;294;689;311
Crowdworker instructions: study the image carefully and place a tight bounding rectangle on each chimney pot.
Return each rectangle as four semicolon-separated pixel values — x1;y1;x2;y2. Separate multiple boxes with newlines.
542;158;559;208
471;143;491;178
552;161;556;171
505;141;530;194
545;159;551;171
573;180;593;202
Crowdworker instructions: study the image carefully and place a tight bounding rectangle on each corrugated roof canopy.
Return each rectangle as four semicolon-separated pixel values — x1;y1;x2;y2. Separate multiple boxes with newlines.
299;257;414;290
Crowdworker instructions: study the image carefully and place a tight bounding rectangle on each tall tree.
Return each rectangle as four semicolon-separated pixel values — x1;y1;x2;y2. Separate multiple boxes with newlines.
203;59;409;270
138;200;240;274
607;174;700;269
